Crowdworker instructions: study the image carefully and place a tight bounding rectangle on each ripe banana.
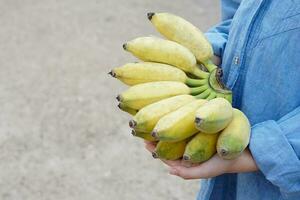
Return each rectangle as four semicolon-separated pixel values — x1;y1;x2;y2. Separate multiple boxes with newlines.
217;109;251;160
123;36;209;79
183;132;219;163
195;98;233;134
109;62;208;87
152;99;207;142
117;81;190;110
148;12;213;64
129;95;195;132
152;140;187;160
131;130;157;142
117;81;211;110
118;103;138;115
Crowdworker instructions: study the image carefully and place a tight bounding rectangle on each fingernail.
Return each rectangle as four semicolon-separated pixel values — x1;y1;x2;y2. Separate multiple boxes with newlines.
169;168;178;175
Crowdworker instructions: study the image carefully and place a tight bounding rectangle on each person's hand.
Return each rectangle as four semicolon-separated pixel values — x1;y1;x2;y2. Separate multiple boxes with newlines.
211;55;221;66
144;141;258;180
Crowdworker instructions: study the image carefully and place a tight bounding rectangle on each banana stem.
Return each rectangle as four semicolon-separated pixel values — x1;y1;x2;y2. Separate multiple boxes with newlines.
224;94;233;104
186;78;207;87
205;91;217;100
216;92;232;104
190;85;209;95
208;68;232;94
202;60;218;73
192;67;209;79
194;88;212;99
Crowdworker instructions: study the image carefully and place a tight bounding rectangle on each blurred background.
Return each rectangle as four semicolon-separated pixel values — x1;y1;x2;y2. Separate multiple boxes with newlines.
0;0;219;199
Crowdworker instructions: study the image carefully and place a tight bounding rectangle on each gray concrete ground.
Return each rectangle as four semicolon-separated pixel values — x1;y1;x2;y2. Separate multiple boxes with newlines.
0;0;219;199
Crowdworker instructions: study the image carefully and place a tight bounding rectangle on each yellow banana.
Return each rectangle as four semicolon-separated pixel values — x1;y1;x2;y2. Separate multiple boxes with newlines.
148;12;213;64
131;130;157;142
195;98;233;134
129;95;195;132
117;81;190;110
217;109;251;160
109;62;208;86
123;36;209;79
152;140;187;160
183;132;219;163
152;99;207;142
117;81;211;110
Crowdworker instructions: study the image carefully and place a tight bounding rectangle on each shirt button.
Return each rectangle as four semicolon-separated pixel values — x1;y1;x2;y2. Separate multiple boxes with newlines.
234;56;240;65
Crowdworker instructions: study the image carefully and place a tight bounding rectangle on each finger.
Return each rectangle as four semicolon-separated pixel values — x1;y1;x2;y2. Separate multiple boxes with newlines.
145;142;156;152
161;159;200;167
169;165;208;180
181;160;199;168
144;140;157;146
211;55;221;66
169;155;222;179
160;159;182;167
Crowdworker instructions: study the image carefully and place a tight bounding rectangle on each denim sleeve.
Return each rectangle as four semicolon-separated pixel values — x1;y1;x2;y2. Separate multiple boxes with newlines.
249;106;300;199
204;0;240;57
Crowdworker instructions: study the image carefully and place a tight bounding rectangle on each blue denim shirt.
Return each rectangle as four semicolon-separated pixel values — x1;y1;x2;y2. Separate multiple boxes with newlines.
197;0;300;199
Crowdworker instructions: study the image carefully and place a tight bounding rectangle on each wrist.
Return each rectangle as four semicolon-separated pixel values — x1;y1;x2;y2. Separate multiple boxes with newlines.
223;149;258;173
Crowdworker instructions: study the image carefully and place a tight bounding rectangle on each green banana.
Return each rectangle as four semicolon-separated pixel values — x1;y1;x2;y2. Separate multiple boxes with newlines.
109;62;208;87
117;81;210;110
131;129;157;142
183;132;219;163
195;98;233;134
217;109;251;160
129;95;195;132
148;12;213;64
118;103;138;115
152;99;207;142
152;140;187;160
123;36;209;79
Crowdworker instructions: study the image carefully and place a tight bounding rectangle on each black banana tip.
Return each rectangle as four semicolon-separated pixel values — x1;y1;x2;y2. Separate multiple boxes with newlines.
131;129;137;136
216;68;223;78
220;148;228;157
152;151;158;159
122;43;127;50
129;120;137;128
183;155;191;161
116;95;122;102
108;70;116;77
147;12;155;20
151;130;158;138
194;117;203;125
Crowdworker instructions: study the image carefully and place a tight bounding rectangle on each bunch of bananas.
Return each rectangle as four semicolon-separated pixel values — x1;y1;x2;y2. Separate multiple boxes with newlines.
110;12;251;162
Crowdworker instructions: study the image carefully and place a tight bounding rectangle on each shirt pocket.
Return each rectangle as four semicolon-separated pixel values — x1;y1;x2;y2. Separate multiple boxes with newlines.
255;1;300;45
